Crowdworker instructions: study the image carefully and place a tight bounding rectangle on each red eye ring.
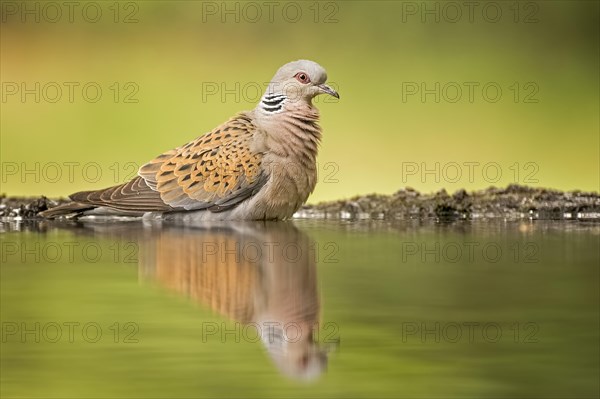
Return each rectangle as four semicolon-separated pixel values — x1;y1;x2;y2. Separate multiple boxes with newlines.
294;72;310;84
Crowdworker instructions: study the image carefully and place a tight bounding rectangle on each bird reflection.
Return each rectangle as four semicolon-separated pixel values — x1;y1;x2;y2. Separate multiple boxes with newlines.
18;219;329;379
117;221;329;380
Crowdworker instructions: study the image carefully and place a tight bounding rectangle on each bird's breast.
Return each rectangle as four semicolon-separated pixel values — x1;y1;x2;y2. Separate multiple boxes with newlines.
257;154;317;219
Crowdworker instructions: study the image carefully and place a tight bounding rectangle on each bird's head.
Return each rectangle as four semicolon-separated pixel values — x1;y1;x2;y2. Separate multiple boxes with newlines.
261;322;329;382
261;60;339;111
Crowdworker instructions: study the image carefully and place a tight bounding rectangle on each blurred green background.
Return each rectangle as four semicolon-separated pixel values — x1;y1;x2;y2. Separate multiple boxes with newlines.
1;0;598;201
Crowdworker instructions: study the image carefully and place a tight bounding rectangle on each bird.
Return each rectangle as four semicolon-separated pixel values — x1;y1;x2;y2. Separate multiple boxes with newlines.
39;60;339;220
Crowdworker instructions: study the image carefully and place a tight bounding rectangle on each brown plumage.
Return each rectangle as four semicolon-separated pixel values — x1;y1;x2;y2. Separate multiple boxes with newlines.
39;60;339;220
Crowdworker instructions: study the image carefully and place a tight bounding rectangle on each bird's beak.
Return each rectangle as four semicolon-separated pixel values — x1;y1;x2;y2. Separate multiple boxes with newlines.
317;84;340;99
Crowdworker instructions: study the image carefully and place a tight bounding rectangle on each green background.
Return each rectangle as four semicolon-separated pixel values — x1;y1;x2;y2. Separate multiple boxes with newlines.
1;1;598;202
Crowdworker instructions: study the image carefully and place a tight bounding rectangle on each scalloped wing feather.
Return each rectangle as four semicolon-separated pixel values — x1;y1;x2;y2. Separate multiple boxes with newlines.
138;113;266;211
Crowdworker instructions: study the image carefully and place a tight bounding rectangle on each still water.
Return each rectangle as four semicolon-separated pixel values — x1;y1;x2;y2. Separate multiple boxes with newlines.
1;219;598;398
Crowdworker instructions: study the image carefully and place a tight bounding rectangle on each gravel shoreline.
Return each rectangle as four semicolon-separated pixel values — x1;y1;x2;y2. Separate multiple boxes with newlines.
296;185;600;221
1;185;599;221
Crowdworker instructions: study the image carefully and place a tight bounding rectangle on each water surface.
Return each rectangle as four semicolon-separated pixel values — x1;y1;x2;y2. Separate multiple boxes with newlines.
1;219;598;398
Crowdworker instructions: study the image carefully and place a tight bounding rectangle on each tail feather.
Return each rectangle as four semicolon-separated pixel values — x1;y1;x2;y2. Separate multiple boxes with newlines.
39;176;175;219
38;202;96;218
69;176;173;212
38;176;176;218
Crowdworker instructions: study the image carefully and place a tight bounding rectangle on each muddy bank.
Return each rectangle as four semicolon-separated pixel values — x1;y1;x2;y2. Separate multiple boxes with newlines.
0;196;69;219
296;185;600;221
1;185;599;221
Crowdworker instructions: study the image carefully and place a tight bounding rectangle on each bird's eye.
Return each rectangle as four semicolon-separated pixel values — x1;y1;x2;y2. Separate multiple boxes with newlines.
294;72;310;84
300;354;310;368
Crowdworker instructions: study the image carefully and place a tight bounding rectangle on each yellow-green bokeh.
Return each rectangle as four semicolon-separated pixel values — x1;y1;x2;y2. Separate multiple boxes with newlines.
1;1;598;202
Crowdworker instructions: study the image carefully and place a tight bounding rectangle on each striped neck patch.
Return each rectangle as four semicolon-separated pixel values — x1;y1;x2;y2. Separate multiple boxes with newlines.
260;94;286;113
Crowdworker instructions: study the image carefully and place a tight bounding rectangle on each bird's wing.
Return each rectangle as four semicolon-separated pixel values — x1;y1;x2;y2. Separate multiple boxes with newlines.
138;113;267;212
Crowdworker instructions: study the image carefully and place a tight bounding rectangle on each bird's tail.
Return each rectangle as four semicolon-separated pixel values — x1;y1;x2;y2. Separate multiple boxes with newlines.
38;202;96;219
38;176;171;219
